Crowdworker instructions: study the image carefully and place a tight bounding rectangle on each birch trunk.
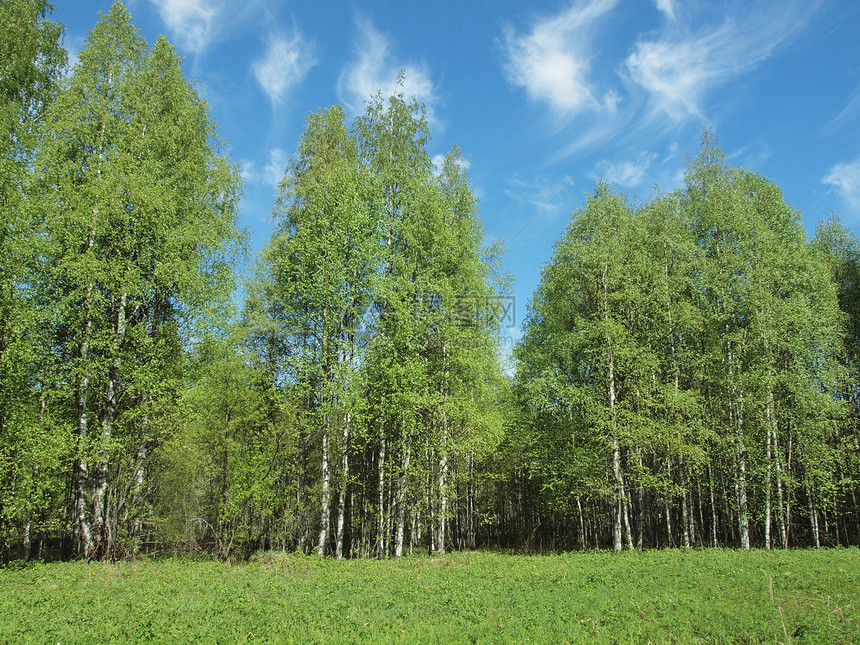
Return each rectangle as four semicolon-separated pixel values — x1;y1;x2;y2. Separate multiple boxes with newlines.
131;438;146;555
776;442;787;549
376;427;386;559
612;434;623;553
436;343;450;555
696;481;705;547
728;338;750;550
437;445;448;555
764;421;773;550
394;436;411;558
736;433;750;550
764;382;778;550
23;518;31;561
316;429;331;556
576;496;586;551
708;460;718;547
665;457;673;547
807;480;820;548
75;308;94;559
92;370;114;554
334;413;351;560
604;265;624;554
621;471;634;551
467;456;476;549
681;456;691;548
94;292;127;558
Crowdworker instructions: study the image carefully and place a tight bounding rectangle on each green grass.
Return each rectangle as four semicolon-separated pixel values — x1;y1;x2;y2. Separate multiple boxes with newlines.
1;548;857;644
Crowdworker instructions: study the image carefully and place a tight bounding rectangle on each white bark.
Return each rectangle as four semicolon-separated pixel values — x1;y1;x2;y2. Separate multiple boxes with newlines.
75;304;94;559
131;436;146;555
334;413;350;560
576;496;586;551
708;460;718;547
765;420;773;550
436;343;450;555
807;481;820;548
665;458;673;547
437;446;448;555
604;265;625;554
394;437;411;558
93;293;127;557
681;456;691;548
316;430;331;556
728;338;750;550
376;427;386;559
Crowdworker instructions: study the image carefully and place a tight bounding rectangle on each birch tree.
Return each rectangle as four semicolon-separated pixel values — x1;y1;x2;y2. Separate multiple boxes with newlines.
255;105;375;556
514;184;647;552
685;138;842;549
0;0;66;557
39;2;241;558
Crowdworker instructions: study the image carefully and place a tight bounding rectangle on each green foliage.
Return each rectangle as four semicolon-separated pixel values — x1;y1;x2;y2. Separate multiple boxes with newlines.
1;550;858;643
0;0;67;554
22;0;244;559
2;1;859;563
509;134;850;551
249;89;507;557
155;331;293;560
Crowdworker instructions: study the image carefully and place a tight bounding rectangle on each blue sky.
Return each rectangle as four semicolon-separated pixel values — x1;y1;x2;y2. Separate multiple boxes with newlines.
54;0;860;354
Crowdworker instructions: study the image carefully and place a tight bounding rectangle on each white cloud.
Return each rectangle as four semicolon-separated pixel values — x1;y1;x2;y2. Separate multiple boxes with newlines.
824;157;860;208
655;0;676;20
502;0;619;117
594;152;658;188
240;148;288;188
149;0;220;53
431;153;471;175
252;32;316;105
826;87;860;134
626;2;820;121
63;33;86;75
727;142;771;170
626;37;711;121
505;175;573;218
338;18;436;116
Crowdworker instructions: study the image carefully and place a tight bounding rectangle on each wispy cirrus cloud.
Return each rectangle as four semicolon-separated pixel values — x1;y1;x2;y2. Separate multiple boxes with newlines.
240;148;288;189
431;153;471;175
824;156;860;210
252;31;316;105
626;2;821;122
501;0;619;118
655;0;676;21
501;0;823;166
149;0;221;53
504;174;577;224
337;17;436;117
825;86;860;134
63;33;86;75
592;151;658;188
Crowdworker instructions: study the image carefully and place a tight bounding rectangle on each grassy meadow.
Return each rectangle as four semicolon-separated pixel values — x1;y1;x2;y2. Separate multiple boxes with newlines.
1;548;857;644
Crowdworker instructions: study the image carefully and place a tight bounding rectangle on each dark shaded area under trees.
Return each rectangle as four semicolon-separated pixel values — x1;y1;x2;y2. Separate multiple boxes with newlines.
2;1;859;562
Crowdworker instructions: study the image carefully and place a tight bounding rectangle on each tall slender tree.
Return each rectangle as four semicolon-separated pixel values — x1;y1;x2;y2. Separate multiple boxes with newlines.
0;0;66;558
508;137;847;551
38;2;242;558
253;104;376;557
251;87;505;558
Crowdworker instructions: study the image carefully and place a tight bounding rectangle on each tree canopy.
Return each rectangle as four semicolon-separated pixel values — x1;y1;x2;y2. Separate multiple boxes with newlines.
1;2;859;561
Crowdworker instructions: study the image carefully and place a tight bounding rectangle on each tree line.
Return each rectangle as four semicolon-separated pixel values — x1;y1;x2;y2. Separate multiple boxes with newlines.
504;149;859;552
1;0;858;561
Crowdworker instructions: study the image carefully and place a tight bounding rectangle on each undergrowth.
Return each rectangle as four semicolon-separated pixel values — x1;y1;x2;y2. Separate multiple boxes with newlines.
1;548;857;643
